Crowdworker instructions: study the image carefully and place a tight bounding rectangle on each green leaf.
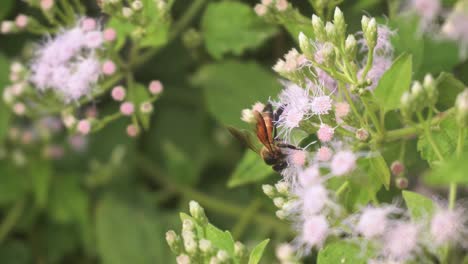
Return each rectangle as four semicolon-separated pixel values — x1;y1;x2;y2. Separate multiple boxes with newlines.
418;38;460;78
318;241;371;264
0;53;11;142
368;153;391;190
403;191;434;220
390;15;423;73
202;2;277;59
47;175;88;224
0;161;29;206
228;151;273;188
0;240;32;264
107;18;135;51
417;116;467;165
435;72;466;111
248;239;269;264
30;160;52;209
374;53;413;112
206;224;236;255
192;60;281;129
162;141;201;186
96;195;166;264
0;0;14;20
425;152;468;185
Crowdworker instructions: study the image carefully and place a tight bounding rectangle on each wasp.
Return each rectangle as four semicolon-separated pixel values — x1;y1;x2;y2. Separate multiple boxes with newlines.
228;103;299;172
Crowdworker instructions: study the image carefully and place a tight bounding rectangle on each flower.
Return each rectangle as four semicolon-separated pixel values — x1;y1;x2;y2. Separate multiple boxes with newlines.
311;96;333;115
300;184;329;215
103;28;117;42
299;215;329;250
317;124;334;142
29;20;106;102
382;221;420;261
15;14;29;28
430;206;467;246
334;102;350;119
254;4;268;16
316;146;332;162
298;165;321;187
288;149;307;167
149;80;164;94
330;150;356;176
40;0;55;11
102;60;116;75
355;205;399;239
77;120;91;135
126;124;139;137
111;86;126;101
408;0;441;29
120;102;135;116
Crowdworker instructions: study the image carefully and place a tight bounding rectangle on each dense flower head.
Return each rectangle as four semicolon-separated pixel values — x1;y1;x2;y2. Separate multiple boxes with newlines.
298;215;329;251
382;221;420;261
29;18;108;102
429;206;468;246
330;150;356;176
408;0;441;27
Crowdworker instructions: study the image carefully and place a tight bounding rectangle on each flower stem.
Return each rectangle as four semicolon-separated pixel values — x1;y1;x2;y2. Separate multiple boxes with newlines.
136;154;291;234
335;181;350;197
0;198;25;244
417;112;444;161
232;199;262;239
449;126;465;210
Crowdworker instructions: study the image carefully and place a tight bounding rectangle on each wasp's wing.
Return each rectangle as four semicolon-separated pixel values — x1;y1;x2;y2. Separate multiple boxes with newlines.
254;110;274;151
261;103;275;145
227;126;260;154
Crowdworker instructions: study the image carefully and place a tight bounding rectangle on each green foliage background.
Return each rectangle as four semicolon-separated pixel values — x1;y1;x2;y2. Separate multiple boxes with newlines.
0;0;466;263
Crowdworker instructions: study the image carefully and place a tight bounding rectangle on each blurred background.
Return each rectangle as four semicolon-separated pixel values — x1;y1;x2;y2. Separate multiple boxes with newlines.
0;0;465;263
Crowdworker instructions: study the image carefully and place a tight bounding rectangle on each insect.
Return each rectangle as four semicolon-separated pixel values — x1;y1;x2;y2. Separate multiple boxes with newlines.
228;103;299;172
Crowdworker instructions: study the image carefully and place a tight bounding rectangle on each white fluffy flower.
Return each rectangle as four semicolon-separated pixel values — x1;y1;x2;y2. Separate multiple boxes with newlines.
29;18;105;102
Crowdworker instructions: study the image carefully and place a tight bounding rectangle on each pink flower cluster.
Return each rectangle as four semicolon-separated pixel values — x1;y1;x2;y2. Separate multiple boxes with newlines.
29;18;116;102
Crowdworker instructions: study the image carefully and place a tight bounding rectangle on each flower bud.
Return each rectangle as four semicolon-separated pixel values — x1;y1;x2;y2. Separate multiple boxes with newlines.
365;18;377;49
298;32;314;59
131;0;143;11
455;89;468;127
273;197;285;208
234;241;247;259
189;200;208;226
199;239;212;253
262;184;276;198
209;257;219;264
176;254;191;264
325;22;337;43
395;177;408;189
184;237;198;255
321;42;336;67
345;34;357;58
423;74;438;106
166;230;182;254
333;7;346;40
182;219;195;232
216;250;229;262
241;109;255;123
355;128;369;141
390;160;405;176
276;209;287;219
312;15;326;42
276;243;294;261
361;16;370;32
122;7;133;17
411;81;424;97
275;182;289;195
